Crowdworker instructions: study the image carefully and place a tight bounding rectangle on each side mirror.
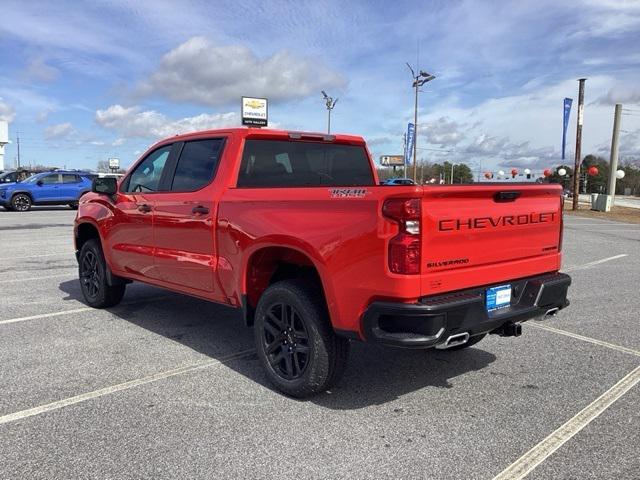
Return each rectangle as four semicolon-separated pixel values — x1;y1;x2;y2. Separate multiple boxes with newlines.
92;177;118;195
37;180;43;186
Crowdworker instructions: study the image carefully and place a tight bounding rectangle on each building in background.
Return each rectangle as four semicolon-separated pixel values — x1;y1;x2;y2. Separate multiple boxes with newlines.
0;121;9;172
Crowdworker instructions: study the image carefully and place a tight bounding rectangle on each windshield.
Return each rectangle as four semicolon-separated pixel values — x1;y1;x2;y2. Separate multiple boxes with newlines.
21;173;46;184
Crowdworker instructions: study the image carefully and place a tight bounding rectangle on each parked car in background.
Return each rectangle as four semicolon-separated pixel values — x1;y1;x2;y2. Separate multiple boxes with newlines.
382;177;416;185
0;171;93;211
0;169;33;184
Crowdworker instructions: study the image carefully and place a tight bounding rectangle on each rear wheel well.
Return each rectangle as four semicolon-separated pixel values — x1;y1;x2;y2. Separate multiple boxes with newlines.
244;247;325;326
11;191;33;202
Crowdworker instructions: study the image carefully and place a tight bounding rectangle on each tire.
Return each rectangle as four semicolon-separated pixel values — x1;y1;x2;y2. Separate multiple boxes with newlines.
444;333;486;351
69;201;79;210
11;193;32;212
254;279;350;398
78;239;126;308
2;205;13;211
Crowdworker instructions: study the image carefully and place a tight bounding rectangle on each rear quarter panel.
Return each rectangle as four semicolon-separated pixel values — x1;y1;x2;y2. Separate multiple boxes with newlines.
217;186;422;331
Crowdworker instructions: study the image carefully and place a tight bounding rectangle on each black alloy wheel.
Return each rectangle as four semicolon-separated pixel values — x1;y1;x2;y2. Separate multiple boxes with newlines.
11;194;31;212
80;249;101;300
254;279;350;398
77;239;126;308
262;302;311;380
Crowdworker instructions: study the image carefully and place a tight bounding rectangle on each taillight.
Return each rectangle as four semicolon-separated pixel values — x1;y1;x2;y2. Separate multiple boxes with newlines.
383;198;421;274
559;195;564;251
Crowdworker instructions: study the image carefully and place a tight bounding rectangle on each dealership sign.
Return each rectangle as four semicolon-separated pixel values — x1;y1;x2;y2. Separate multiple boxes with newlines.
108;158;120;169
242;97;268;127
380;155;405;166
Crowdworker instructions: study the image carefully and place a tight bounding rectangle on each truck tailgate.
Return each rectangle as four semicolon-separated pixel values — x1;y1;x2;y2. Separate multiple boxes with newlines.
421;184;563;295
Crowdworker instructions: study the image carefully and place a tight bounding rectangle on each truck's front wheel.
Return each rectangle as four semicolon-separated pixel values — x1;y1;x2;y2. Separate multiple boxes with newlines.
78;239;126;308
254;279;349;398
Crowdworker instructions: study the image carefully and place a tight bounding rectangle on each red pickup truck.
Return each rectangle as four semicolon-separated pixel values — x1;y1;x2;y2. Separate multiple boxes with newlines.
75;128;570;397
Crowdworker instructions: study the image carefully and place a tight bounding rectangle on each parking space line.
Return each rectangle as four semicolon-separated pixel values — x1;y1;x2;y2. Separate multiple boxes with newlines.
492;365;640;480
565;223;639;226
0;348;256;427
563;254;628;273
0;272;75;284
0;296;169;326
0;307;94;325
529;323;640;357
0;252;73;260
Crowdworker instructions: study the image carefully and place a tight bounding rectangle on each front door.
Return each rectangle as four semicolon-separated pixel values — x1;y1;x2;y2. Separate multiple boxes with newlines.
32;173;62;202
107;144;173;279
152;138;225;296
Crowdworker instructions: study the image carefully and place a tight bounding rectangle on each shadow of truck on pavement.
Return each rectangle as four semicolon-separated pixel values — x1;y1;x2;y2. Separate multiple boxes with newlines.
58;279;496;409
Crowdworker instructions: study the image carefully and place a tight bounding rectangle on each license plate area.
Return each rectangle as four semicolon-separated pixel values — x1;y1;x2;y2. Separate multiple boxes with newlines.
486;284;512;311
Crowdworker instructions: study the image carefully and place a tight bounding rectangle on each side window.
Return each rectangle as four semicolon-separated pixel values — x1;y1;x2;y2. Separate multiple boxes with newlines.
62;174;79;184
40;174;60;185
124;146;171;193
171;139;224;192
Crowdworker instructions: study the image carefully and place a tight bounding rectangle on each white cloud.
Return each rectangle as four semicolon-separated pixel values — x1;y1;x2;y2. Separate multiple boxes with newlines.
138;36;346;106
419;117;466;146
416;76;640;170
112;138;125;146
35;108;54;123
95;104;238;139
595;87;640;106
25;57;60;83
0;98;15;122
44;122;76;140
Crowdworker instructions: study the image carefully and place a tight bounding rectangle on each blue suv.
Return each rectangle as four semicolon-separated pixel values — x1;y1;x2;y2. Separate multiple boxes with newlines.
0;171;93;211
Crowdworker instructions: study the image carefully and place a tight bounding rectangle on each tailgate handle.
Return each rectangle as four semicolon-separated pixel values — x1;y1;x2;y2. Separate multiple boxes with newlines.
494;191;521;202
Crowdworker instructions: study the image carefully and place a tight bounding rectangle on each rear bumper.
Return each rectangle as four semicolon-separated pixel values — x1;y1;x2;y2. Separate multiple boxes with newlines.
361;272;571;348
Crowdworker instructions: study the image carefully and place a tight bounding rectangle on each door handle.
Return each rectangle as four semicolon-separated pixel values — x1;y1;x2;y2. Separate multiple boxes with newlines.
192;205;209;215
137;203;152;213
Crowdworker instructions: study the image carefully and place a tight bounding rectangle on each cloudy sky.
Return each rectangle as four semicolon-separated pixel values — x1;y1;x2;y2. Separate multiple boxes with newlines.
1;0;639;173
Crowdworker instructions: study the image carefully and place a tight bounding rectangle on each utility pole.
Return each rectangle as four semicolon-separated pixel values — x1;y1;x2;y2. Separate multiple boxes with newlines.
406;63;435;183
450;163;454;184
321;91;338;134
16;131;21;169
572;79;586;211
607;103;622;199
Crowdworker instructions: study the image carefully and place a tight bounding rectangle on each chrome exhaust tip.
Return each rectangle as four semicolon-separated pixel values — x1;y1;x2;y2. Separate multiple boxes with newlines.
542;307;559;320
436;332;470;349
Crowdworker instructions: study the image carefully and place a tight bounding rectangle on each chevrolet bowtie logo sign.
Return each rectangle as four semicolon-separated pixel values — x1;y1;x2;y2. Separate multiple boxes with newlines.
241;97;268;127
244;99;264;109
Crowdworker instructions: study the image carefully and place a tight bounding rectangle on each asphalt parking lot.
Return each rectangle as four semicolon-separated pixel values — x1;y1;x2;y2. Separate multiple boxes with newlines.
0;208;638;479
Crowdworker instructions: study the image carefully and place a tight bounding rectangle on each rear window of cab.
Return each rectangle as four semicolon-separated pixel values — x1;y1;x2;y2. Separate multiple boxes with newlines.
237;139;375;188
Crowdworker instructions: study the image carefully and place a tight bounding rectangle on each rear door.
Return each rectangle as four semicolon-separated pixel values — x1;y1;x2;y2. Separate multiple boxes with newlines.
108;144;174;279
420;184;563;295
152;137;225;296
59;174;83;200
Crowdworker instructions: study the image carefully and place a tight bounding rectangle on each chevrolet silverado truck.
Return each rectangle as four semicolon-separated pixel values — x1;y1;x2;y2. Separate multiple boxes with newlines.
74;128;571;397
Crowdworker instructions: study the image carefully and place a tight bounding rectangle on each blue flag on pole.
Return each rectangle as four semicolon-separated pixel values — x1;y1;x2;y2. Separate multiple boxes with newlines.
562;98;573;160
405;123;415;166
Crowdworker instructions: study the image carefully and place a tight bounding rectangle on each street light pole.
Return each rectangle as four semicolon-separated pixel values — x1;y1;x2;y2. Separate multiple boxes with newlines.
321;91;338;134
572;78;586;211
406;64;435;183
